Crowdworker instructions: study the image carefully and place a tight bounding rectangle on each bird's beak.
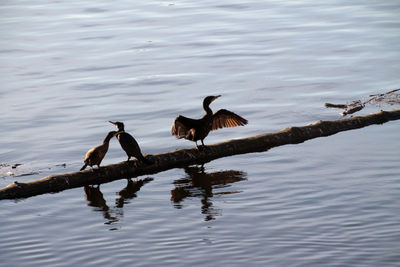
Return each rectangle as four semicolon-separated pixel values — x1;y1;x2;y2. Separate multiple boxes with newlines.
212;95;221;102
109;121;116;125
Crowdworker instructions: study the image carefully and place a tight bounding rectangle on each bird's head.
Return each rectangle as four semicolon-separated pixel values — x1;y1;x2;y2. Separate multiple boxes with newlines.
203;95;221;107
109;121;125;131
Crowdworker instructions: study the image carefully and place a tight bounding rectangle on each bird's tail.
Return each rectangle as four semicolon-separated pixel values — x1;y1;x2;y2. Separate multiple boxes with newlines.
139;155;154;165
80;164;88;171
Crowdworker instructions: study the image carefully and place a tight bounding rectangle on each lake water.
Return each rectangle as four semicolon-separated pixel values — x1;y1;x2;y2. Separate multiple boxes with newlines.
1;1;400;266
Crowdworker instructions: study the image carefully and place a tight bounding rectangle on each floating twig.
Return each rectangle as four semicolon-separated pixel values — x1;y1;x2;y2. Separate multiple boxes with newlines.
325;88;400;116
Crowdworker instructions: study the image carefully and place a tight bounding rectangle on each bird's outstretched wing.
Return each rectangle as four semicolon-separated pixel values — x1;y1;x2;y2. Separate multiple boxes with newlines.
171;115;199;138
212;109;248;130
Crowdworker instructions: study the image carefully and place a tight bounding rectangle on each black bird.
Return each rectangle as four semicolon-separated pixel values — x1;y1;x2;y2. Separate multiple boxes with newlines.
171;95;248;149
109;121;152;164
80;131;117;171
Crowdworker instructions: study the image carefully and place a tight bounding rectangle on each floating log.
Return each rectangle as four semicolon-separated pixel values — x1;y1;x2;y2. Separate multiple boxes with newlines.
1;109;400;200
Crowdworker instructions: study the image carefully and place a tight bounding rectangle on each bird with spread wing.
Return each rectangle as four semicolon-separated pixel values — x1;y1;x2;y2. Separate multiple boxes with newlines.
171;95;248;149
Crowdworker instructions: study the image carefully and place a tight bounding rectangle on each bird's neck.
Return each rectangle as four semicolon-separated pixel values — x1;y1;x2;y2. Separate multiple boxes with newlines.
103;135;114;143
203;103;213;115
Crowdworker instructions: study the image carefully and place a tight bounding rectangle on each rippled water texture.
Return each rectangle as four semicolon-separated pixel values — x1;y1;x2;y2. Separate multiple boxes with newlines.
1;1;400;266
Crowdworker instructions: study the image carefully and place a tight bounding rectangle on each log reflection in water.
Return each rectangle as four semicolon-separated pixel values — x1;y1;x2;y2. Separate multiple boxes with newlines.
84;177;153;228
171;165;247;221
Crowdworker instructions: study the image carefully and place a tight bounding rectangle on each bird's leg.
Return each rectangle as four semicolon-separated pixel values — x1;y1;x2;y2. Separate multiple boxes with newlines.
126;157;136;167
195;140;207;151
199;139;208;151
196;141;204;151
200;164;205;173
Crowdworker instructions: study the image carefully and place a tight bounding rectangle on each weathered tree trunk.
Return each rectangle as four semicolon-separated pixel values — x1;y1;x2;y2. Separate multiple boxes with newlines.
1;109;399;200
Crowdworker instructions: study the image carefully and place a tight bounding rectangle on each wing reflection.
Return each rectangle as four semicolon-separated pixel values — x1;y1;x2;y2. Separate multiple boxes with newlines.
171;165;247;221
83;177;152;228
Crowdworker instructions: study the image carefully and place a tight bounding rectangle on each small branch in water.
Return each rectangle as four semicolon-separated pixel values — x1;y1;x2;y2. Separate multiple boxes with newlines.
12;164;22;169
340;101;365;116
325;88;400;116
324;103;348;109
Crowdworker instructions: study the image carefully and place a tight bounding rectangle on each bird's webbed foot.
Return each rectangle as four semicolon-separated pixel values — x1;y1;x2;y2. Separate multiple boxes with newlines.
196;144;208;151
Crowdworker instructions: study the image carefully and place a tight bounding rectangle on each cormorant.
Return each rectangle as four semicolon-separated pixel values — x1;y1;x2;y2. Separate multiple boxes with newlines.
80;131;117;171
109;121;152;164
171;95;248;149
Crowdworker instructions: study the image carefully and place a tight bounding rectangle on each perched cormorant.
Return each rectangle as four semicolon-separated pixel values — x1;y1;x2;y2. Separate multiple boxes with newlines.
80;131;117;171
171;95;248;149
109;121;152;164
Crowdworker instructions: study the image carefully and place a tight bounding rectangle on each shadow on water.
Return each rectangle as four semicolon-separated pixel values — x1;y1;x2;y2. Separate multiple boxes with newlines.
171;165;247;221
84;177;153;229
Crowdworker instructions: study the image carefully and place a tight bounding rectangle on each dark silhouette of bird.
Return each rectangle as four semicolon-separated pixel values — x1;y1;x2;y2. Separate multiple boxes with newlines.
80;131;117;171
109;121;153;164
171;95;248;149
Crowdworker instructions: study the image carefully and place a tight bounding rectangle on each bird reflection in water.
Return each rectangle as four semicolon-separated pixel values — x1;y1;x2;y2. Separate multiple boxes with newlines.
116;177;153;208
84;185;118;225
171;165;247;221
84;177;152;228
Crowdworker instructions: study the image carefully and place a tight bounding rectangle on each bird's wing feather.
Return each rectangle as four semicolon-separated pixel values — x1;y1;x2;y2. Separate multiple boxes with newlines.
171;115;199;137
118;132;141;154
211;109;248;130
85;147;98;163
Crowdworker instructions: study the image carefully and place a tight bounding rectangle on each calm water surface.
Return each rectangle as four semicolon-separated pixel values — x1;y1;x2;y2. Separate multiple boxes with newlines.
1;1;400;266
